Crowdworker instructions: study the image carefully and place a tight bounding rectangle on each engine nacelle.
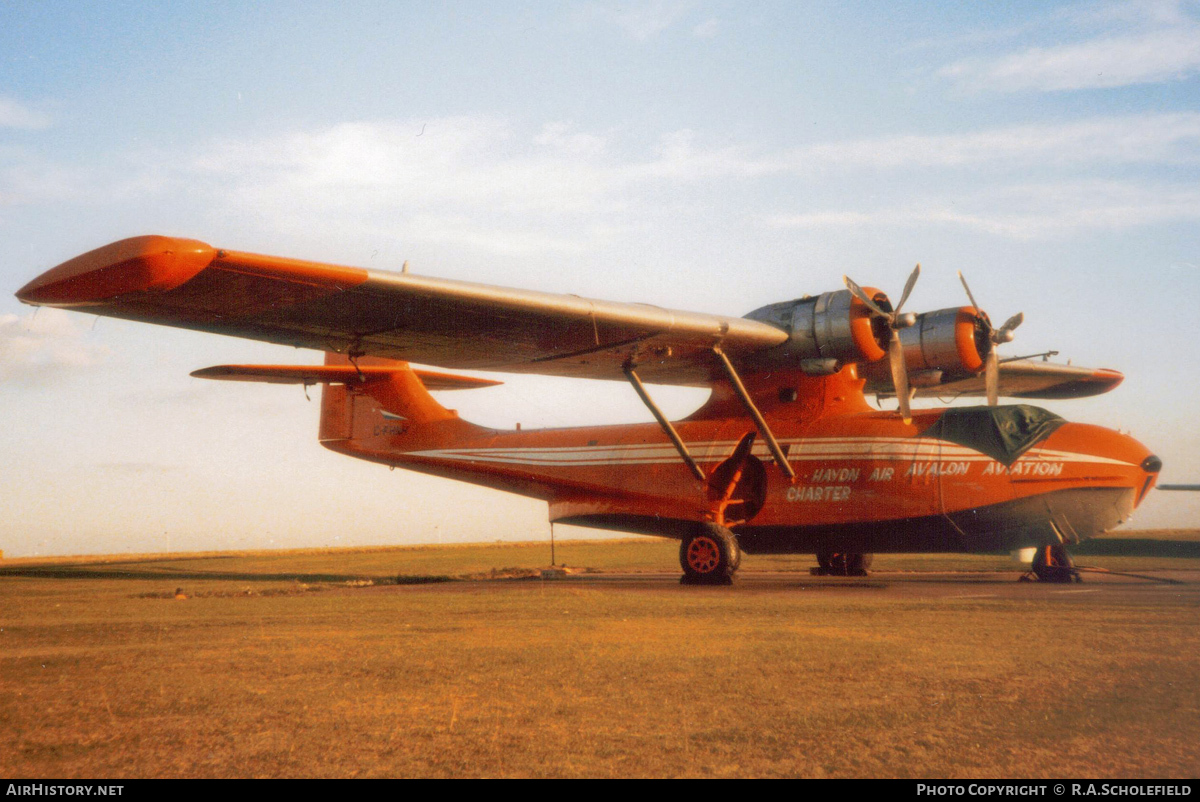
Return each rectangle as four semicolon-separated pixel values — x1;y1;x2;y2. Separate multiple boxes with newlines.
899;306;989;375
743;289;891;370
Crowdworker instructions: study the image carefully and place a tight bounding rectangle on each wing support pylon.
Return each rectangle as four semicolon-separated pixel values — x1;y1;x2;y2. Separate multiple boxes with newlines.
623;362;707;483
712;346;796;481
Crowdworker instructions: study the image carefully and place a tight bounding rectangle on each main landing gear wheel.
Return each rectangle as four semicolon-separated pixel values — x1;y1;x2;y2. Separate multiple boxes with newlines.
680;524;740;586
1024;544;1081;583
814;553;873;577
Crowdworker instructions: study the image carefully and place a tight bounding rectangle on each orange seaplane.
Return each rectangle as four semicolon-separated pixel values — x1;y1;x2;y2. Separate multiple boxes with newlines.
17;236;1162;584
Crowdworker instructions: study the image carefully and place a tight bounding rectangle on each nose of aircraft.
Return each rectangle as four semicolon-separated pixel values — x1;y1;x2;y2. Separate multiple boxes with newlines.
1137;453;1163;507
1033;422;1160;541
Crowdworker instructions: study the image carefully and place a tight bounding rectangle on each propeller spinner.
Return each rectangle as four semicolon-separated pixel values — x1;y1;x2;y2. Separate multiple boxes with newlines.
957;271;1023;406
843;264;921;423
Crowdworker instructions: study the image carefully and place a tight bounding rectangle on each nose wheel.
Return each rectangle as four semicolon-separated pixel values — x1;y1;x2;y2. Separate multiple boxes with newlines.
1022;544;1081;583
680;524;740;585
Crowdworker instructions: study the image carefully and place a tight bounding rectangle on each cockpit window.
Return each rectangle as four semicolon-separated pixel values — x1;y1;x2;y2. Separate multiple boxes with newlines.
925;405;1066;466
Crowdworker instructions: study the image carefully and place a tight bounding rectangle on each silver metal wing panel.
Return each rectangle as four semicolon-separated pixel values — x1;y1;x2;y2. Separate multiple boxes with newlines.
259;270;791;384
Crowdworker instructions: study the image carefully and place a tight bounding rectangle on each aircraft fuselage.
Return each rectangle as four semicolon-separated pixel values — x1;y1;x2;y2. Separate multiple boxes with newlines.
321;364;1156;555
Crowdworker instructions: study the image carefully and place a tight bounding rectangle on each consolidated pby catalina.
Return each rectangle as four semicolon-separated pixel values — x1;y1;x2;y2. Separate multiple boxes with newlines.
16;236;1169;584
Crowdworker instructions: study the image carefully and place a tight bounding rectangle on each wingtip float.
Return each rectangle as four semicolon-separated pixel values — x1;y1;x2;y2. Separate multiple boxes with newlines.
17;235;370;313
17;235;1159;586
16;236;217;307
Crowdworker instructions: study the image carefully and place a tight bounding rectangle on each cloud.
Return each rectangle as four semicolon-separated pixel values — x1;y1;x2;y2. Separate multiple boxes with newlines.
0;144;161;207
939;2;1200;92
176;114;1200;247
533;122;609;157
765;180;1200;239
581;0;692;40
942;26;1200;91
783;113;1200;169
180;115;1200;202
90;462;178;475
7;112;1199;254
1070;0;1194;30
186;117;635;247
0;309;110;383
0;97;51;129
0;147;91;206
114;383;222;406
178;119;788;251
692;18;719;39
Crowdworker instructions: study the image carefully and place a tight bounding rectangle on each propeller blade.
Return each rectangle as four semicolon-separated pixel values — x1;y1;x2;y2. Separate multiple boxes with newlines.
985;348;999;407
895;263;921;314
957;271;983;317
957;271;1020;403
889;332;912;423
996;312;1024;343
842;275;890;319
849;265;924;421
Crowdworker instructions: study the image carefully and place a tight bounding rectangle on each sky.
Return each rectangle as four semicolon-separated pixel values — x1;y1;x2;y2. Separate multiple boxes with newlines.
2;0;1199;557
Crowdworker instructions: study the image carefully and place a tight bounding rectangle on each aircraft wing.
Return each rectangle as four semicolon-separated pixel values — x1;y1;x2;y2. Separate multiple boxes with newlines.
16;236;789;386
862;359;1124;401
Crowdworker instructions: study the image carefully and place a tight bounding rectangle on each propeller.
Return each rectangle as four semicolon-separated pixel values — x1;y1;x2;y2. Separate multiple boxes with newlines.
957;271;1024;406
843;264;921;423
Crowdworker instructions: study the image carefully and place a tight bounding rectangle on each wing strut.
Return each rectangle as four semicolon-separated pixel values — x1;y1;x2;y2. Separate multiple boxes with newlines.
623;363;707;483
712;346;796;481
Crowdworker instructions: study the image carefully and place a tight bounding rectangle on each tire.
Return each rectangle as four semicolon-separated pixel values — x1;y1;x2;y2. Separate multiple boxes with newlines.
1031;544;1075;583
847;553;873;575
816;552;872;576
680;524;739;585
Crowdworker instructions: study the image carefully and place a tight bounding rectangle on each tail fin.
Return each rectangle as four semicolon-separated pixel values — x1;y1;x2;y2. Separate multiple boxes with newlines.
317;352;498;446
317;351;456;430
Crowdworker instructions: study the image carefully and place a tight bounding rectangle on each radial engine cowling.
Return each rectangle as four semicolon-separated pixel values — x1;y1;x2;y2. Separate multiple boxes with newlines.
899;306;989;376
742;289;892;372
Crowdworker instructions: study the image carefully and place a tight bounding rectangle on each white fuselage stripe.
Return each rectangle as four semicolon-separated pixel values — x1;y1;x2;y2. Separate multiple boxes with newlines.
405;438;1136;469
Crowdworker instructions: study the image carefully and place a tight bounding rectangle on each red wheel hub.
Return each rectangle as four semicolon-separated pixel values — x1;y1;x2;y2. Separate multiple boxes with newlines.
687;536;721;574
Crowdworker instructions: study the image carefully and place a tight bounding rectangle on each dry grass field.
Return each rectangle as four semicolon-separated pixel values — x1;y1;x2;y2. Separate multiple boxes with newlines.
2;533;1199;778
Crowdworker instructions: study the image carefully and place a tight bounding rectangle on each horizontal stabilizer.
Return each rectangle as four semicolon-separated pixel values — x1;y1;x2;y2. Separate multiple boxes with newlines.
191;364;502;391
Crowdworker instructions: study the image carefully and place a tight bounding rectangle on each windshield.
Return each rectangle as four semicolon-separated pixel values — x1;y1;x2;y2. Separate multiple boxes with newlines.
925;405;1066;466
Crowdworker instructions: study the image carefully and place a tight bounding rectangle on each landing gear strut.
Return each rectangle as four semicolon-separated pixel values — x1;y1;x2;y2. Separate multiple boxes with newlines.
814;553;873;576
1023;544;1081;583
680;524;740;585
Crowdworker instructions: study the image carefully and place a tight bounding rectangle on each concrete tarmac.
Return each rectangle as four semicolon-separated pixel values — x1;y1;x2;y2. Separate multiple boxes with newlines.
537;568;1200;604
